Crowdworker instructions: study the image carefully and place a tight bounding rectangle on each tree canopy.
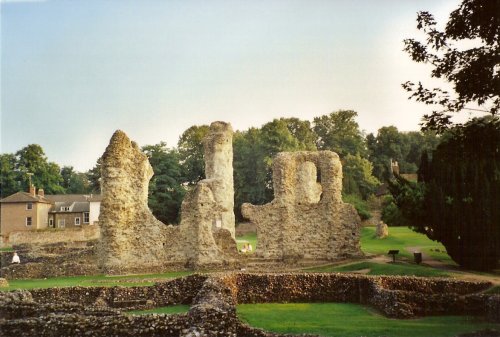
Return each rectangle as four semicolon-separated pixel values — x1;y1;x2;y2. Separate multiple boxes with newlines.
403;0;500;132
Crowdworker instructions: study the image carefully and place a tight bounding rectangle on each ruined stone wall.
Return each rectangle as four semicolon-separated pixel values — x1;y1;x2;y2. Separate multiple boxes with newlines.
203;121;235;238
98;127;238;274
1;273;497;337
242;151;362;261
7;225;100;246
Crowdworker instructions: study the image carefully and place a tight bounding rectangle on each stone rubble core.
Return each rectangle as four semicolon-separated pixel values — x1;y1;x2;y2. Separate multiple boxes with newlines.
242;151;363;261
98;124;237;274
1;273;498;337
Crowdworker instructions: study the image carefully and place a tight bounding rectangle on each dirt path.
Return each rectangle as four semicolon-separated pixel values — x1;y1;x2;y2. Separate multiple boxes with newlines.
404;246;500;286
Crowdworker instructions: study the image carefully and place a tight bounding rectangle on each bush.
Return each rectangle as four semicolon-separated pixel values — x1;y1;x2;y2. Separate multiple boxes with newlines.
343;194;371;220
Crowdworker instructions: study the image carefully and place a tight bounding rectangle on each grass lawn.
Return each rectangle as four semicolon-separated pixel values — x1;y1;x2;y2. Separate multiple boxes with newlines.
237;303;500;337
1;271;192;291
0;247;14;252
305;261;451;278
361;226;457;265
127;305;190;315
236;232;257;253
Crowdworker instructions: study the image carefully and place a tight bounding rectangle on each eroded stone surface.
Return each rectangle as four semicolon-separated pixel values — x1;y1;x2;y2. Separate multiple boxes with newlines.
98;128;237;274
376;221;389;238
242;151;362;261
203;121;235;238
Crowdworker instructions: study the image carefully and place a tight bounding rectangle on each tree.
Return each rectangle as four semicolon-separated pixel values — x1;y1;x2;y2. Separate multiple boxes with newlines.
177;125;209;185
15;144;65;194
86;158;102;193
403;0;500;132
61;166;91;194
390;117;500;270
142;142;186;224
0;153;20;198
367;126;407;180
342;154;380;199
313;110;366;157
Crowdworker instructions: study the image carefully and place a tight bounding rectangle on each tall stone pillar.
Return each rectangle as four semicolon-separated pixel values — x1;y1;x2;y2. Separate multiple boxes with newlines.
203;121;235;238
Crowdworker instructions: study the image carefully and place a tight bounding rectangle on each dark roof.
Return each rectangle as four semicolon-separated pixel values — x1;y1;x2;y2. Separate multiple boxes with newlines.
0;192;52;204
50;201;90;213
45;194;102;203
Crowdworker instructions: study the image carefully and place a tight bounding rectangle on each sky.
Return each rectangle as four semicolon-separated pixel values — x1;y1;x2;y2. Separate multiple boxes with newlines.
1;0;462;171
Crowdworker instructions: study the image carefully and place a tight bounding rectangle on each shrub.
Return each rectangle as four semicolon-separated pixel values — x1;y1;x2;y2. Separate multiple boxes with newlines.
343;194;371;220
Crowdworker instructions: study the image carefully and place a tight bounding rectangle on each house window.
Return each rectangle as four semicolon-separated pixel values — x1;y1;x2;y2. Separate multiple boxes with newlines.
49;219;54;227
26;217;32;226
58;219;65;228
83;212;90;223
26;203;33;210
75;217;81;226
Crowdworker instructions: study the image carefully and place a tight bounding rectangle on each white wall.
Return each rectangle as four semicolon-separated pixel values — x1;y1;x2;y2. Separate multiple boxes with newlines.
89;201;100;224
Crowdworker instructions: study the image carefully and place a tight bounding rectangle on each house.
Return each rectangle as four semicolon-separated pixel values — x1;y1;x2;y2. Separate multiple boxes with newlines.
0;186;53;238
0;186;102;244
45;194;102;229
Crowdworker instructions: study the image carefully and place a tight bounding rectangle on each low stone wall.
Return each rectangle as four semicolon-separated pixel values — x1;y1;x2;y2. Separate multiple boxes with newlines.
7;226;100;246
0;241;99;279
0;273;498;337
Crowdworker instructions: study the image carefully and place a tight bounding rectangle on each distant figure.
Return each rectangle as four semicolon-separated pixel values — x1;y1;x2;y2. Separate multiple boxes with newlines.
247;243;253;252
241;243;248;253
11;252;20;264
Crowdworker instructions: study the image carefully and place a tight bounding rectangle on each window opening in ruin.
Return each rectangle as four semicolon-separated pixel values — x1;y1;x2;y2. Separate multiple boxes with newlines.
316;169;321;183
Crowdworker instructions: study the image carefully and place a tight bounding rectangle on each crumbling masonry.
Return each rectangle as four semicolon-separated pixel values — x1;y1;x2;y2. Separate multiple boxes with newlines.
98;122;236;274
242;151;362;261
98;122;361;274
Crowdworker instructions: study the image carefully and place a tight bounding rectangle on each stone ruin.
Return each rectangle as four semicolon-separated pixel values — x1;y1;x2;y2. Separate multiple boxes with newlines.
98;122;237;274
242;151;362;261
97;121;362;274
376;221;389;239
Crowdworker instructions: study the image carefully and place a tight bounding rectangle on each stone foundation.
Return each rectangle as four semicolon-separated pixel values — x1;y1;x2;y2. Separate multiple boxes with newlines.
1;273;498;337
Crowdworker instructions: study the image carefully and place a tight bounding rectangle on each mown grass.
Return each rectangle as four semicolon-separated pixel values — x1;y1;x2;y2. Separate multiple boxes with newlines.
0;271;192;291
127;305;190;315
0;247;14;252
361;226;457;265
237;303;500;337
305;261;450;277
236;232;257;253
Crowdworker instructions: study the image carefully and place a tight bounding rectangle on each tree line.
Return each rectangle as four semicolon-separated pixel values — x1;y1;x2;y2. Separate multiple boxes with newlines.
0;110;438;224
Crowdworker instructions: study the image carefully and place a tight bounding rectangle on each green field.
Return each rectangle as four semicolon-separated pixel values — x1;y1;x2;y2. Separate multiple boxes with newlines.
127;304;190;315
236;232;257;253
361;226;456;265
0;271;192;291
237;303;500;337
305;261;451;277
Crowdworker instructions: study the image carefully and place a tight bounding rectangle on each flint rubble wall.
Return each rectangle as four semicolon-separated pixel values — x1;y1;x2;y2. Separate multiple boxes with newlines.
1;273;498;337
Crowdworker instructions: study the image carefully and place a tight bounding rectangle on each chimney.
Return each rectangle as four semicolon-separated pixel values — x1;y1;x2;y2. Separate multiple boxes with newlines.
38;189;45;197
29;185;36;196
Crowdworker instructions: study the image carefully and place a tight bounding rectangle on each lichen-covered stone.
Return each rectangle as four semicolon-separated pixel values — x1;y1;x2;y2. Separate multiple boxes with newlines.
242;151;362;261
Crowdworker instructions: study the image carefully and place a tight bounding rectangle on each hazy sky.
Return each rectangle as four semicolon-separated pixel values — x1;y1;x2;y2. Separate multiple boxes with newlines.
1;0;461;171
